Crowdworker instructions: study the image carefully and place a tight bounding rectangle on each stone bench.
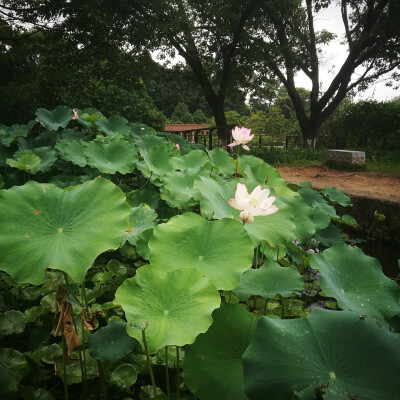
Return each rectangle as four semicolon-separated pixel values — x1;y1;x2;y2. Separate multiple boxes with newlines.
326;149;365;165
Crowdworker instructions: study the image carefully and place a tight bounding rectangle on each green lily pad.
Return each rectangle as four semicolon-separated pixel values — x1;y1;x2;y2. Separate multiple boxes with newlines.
194;176;238;220
315;223;344;247
340;214;357;227
126;187;160;209
238;155;296;196
122;204;157;246
6;153;41;173
114;265;220;353
280;197;316;243
56;350;98;384
35;106;73;131
243;199;296;247
243;308;400;400
321;186;351;207
0;310;27;335
95;115;131;136
149;213;254;290
88;320;139;364
109;363;138;391
171;150;212;175
209;147;236;176
84;134;138;174
310;243;400;323
0;124;29;147
14;147;57;173
137;144;176;181
56;139;87;167
233;261;304;301
184;303;256;400
160;171;201;210
0;178;129;284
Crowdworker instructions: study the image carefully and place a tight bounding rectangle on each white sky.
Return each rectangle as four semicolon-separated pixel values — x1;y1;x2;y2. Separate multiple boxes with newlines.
294;3;399;101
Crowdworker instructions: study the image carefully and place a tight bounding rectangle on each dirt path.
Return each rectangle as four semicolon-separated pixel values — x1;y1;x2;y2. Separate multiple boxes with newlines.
277;165;400;203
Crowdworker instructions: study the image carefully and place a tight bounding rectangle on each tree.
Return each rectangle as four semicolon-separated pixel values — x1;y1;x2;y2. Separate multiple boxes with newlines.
170;102;194;123
253;0;400;147
192;109;208;124
1;0;264;147
0;18;166;128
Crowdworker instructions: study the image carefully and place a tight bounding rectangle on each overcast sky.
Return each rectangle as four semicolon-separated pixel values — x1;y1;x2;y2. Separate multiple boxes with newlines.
294;4;399;101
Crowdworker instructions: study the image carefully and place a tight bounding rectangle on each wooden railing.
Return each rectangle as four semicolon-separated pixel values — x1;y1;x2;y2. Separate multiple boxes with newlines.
161;127;399;151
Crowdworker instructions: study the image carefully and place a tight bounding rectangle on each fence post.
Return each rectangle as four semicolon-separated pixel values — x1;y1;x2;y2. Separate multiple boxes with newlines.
259;135;262;147
285;135;289;150
209;129;213;150
194;130;198;143
203;131;207;147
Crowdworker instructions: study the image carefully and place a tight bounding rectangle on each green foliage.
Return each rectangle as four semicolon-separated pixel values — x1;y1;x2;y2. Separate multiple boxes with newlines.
184;304;256;400
0;105;398;399
243;308;400;400
115;265;220;353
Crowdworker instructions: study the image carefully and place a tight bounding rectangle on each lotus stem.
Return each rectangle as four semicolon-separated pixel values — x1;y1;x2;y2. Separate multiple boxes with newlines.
142;328;158;400
81;282;89;384
176;346;180;400
63;272;87;391
165;346;171;399
62;333;69;400
234;146;240;177
97;360;108;399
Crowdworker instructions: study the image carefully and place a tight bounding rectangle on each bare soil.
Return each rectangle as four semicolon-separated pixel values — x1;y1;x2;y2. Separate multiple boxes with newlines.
277;165;400;203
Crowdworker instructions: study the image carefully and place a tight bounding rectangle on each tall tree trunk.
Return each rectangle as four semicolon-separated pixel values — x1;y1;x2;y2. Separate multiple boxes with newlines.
301;122;319;149
206;94;229;149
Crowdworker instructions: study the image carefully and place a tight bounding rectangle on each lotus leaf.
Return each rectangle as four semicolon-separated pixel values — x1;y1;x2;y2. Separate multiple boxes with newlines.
6;153;41;173
243;308;400;400
0;178;129;284
238;155;296;196
56;350;98;384
149;213;254;290
84;134;138;174
171;149;212;175
88;320;138;363
233;261;304;301
109;363;138;391
315;223;344;247
209;147;236;176
56;139;87;167
114;265;220;353
194;176;238;219
122;204;157;246
160;171;201;209
321;186;351;206
13;147;57;173
280;197;316;242
311;243;400;322
95;115;131;136
35;106;73;131
0;310;27;335
0;124;29;147
137;144;176;180
184;303;256;400
126;187;160;209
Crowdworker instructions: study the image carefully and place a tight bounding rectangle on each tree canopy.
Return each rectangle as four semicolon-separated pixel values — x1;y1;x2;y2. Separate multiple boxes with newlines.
1;0;399;145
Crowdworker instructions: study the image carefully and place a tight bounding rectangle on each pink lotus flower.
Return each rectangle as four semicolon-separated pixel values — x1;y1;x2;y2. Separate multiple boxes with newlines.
175;143;180;150
228;126;254;151
228;183;278;223
71;109;79;120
